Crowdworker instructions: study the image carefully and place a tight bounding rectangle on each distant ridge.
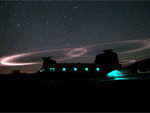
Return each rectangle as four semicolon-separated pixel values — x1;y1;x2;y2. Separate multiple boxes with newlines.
124;58;150;71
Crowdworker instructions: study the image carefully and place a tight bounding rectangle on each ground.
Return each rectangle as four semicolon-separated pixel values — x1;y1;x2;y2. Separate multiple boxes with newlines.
0;73;150;111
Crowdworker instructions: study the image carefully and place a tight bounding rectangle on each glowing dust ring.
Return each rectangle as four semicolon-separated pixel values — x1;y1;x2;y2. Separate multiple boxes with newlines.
0;48;72;66
0;53;39;66
0;39;150;66
84;39;150;54
119;60;136;65
67;48;87;57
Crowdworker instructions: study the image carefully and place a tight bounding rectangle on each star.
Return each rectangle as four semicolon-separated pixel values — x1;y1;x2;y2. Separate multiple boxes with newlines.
74;6;78;9
0;1;150;74
16;24;21;27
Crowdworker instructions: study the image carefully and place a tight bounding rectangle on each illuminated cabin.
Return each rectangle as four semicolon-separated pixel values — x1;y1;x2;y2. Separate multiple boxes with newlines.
39;50;121;74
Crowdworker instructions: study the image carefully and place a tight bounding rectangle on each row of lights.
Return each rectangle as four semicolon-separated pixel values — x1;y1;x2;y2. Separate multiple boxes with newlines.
49;67;100;72
40;67;100;72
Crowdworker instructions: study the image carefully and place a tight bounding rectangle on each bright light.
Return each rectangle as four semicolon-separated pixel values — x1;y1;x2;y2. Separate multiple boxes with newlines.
107;70;127;78
50;67;55;72
85;67;88;71
40;68;45;72
96;67;100;72
53;68;55;72
74;67;77;71
114;78;128;80
62;67;66;71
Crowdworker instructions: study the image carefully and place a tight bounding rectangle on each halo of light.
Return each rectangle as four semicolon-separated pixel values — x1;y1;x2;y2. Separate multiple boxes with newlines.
119;60;136;65
67;48;87;57
0;48;72;66
0;39;150;66
84;39;150;55
0;53;39;66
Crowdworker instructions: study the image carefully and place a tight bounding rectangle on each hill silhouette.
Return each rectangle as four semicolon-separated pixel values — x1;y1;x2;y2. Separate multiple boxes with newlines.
124;58;150;72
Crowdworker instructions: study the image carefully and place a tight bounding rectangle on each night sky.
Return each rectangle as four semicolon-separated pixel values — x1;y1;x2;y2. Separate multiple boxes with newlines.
1;1;150;74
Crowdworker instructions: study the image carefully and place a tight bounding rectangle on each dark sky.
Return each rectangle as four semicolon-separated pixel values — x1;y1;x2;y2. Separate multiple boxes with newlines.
1;1;150;74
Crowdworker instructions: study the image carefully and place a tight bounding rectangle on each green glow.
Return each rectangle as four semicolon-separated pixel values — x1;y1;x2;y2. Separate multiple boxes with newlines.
107;70;127;78
62;67;66;72
114;77;144;80
85;67;88;71
40;68;45;72
96;67;100;72
50;68;53;71
137;70;150;74
53;68;55;72
50;67;55;72
74;67;77;71
114;78;128;80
